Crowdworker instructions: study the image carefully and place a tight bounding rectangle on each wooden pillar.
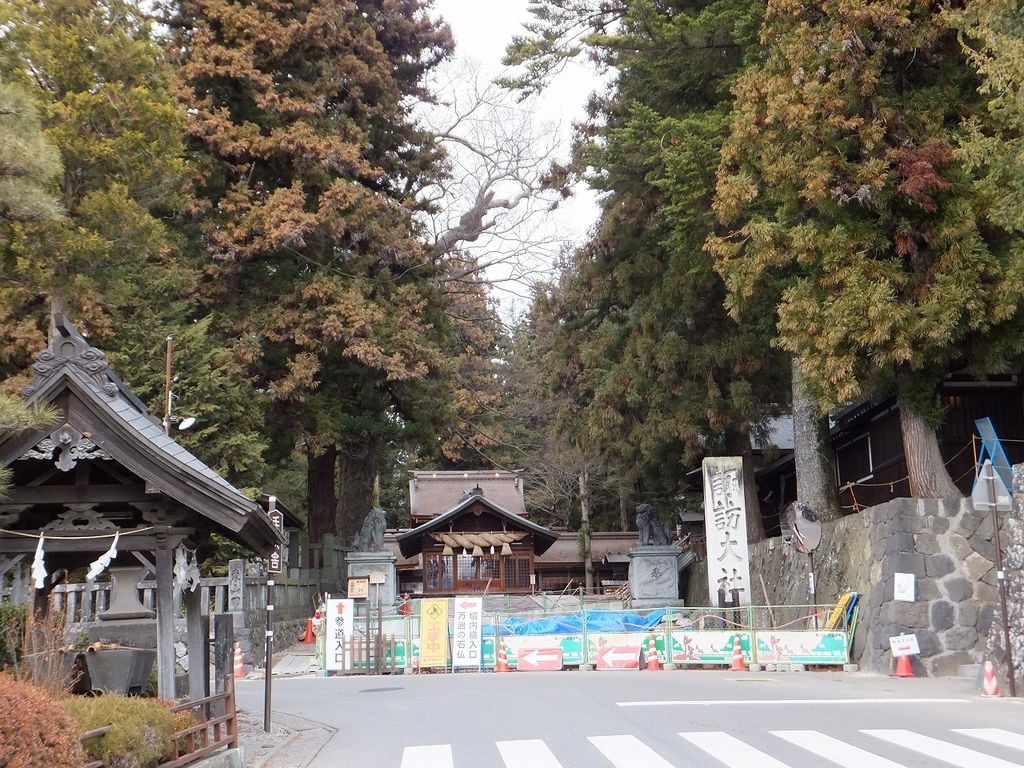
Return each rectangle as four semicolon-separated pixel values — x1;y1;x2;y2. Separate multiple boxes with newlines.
154;530;176;699
213;613;234;717
185;586;209;700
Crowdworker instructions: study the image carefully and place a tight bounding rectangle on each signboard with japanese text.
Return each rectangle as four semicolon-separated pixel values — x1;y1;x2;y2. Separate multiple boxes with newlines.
267;505;284;574
419;598;449;667
702;456;752;606
452;597;482;668
889;633;920;658
324;598;354;671
369;571;387;585
347;577;369;599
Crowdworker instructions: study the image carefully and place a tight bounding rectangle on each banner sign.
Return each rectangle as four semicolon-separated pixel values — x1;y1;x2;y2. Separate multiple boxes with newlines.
453;597;483;668
420;598;450;667
702;457;752;606
755;631;848;664
324;598;354;671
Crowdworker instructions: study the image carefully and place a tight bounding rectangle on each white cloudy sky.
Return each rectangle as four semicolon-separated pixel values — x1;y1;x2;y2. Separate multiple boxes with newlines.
430;0;604;317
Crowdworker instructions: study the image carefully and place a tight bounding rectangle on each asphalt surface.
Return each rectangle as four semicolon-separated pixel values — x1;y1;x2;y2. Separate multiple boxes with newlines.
236;670;1024;767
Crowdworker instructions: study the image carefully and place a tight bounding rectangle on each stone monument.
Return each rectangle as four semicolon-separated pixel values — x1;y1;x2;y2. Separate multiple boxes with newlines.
628;503;682;607
347;507;397;607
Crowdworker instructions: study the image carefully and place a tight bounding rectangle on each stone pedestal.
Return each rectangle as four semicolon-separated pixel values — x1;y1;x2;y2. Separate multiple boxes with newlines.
628;546;681;607
346;551;397;608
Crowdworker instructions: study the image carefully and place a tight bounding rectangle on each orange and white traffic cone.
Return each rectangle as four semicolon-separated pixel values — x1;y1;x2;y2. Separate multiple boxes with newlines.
729;633;748;672
496;636;510;672
646;634;662;671
233;641;245;678
893;654;914;678
982;660;1000;697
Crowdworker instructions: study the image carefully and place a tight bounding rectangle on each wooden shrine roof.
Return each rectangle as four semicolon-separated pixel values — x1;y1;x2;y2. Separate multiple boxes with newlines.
0;310;280;555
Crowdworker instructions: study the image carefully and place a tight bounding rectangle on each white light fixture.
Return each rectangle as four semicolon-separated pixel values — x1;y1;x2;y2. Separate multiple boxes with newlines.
178;417;196;431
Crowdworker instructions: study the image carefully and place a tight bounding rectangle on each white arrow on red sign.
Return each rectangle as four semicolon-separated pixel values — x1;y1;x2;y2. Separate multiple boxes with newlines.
516;647;563;671
595;644;641;670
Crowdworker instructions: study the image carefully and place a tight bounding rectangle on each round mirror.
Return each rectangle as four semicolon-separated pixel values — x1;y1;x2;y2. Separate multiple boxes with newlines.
781;501;822;553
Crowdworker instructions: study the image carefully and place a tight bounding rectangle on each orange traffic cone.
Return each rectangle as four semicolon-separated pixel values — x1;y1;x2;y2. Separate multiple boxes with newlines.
233;641;245;678
729;633;748;672
496;636;510;672
646;634;662;671
300;617;315;643
982;660;1000;697
893;654;914;678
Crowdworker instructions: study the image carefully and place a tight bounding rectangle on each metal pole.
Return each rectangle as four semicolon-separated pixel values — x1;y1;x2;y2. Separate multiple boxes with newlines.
376;583;383;675
264;578;274;732
163;336;173;435
365;597;371;676
987;463;1017;697
809;551;818;631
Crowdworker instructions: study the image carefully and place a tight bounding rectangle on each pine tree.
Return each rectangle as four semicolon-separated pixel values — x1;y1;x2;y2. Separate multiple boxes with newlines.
168;0;454;542
0;81;62;224
708;1;1024;498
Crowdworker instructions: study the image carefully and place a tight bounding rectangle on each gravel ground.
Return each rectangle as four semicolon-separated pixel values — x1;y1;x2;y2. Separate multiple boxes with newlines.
236;710;293;766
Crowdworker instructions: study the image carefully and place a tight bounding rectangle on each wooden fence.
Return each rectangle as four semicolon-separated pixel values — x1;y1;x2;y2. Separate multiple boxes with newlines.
334;633;399;675
161;678;239;768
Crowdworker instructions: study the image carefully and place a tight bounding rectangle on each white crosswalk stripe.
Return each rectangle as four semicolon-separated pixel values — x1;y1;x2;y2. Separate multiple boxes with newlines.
587;735;676;768
400;744;454;768
772;729;908;768
679;731;790;767
398;728;1024;768
497;739;565;768
864;729;1024;768
955;729;1024;752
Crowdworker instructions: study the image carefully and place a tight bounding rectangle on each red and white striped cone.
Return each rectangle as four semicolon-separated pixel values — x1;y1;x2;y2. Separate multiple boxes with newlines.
646;634;662;671
496;636;510;672
233;641;245;678
729;633;747;672
982;660;1001;697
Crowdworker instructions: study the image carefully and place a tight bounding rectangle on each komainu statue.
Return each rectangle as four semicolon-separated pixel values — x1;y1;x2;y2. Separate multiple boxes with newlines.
352;506;387;551
635;502;672;546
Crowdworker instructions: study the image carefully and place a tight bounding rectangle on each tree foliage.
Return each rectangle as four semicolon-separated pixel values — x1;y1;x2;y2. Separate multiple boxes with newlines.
708;1;1024;497
167;0;456;541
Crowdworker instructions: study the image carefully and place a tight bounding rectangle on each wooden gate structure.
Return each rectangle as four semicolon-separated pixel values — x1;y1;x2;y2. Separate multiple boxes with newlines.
0;306;281;699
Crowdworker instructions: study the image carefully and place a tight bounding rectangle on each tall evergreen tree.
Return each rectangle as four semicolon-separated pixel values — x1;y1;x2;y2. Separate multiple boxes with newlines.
167;0;454;542
708;1;1024;498
506;0;784;540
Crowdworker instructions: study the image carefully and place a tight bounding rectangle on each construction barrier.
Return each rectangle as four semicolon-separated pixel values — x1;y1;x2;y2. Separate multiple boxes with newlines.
316;601;856;674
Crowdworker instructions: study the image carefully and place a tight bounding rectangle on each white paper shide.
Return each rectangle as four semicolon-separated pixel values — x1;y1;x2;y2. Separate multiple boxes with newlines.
702;456;752;606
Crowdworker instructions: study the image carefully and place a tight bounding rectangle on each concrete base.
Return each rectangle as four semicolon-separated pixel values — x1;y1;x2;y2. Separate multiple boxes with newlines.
844;664;860;673
748;663;762;672
190;747;244;768
579;664;594;672
628;545;682;603
346;551;397;607
663;662;677;671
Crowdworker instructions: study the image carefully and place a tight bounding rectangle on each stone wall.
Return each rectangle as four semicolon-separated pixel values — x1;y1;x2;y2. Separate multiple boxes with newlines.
686;497;1004;676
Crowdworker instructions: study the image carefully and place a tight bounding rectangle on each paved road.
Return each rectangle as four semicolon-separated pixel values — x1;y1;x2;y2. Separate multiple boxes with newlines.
237;670;1024;767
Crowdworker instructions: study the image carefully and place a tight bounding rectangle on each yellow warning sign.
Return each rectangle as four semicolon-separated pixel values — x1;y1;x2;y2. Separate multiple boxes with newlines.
420;598;449;667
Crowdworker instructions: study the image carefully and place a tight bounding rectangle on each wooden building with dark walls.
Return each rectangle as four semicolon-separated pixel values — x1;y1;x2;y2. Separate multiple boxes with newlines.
396;486;557;595
0;308;280;698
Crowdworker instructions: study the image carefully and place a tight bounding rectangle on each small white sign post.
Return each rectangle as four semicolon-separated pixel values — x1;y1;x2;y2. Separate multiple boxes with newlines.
452;596;483;669
702;457;752;606
889;633;920;657
325;598;354;672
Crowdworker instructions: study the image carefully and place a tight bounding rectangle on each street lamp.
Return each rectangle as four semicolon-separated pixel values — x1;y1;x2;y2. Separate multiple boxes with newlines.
162;335;197;435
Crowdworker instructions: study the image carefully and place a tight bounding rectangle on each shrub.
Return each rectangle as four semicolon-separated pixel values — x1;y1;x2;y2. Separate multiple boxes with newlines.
64;695;176;768
0;604;26;669
0;672;84;768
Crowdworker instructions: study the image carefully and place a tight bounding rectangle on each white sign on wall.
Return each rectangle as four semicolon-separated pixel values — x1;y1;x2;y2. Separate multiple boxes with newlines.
452;596;483;668
325;598;354;671
893;572;915;602
703;456;752;606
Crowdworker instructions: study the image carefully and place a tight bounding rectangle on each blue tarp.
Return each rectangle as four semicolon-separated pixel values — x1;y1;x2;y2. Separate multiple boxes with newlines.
481;609;667;636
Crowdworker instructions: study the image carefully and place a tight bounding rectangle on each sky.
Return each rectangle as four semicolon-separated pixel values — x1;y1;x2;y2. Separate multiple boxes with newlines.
430;0;604;317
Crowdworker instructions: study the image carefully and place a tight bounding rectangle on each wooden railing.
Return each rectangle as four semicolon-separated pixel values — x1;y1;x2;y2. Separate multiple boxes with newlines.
159;679;238;768
81;725;112;768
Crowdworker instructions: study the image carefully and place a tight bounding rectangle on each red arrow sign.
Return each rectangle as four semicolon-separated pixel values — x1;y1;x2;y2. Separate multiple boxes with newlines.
458;601;478;610
595;644;641;670
516;647;563;671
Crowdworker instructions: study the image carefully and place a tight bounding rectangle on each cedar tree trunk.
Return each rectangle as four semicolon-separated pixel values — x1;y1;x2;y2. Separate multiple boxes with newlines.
336;438;380;544
579;464;595;593
306;443;338;543
618;480;630;533
792;356;841;521
898;393;961;498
